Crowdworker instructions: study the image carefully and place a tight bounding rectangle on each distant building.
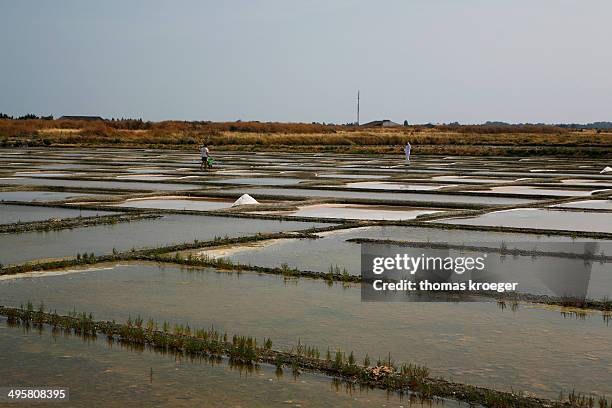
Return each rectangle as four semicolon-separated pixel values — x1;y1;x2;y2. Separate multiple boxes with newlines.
59;115;104;121
360;119;401;128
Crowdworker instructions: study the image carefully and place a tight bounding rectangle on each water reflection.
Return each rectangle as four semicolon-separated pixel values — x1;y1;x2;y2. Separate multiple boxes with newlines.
0;319;452;407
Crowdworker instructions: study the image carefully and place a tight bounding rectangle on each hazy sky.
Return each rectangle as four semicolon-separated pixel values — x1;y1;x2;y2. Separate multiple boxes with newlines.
1;0;611;124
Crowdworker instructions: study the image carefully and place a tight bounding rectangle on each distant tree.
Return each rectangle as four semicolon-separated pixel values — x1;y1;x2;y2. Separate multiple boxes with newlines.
403;120;409;127
0;113;13;119
17;113;38;120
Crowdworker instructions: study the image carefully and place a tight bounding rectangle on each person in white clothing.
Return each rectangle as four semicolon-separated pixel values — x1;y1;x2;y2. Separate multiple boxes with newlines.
200;144;210;170
404;142;411;165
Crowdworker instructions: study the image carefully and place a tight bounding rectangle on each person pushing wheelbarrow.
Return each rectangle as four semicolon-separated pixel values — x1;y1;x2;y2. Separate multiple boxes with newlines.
200;144;213;170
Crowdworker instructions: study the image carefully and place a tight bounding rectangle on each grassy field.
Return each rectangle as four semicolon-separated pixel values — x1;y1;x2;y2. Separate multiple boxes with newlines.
2;119;611;157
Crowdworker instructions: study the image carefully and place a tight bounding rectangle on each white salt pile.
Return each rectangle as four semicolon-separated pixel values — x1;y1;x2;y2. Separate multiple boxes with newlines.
231;194;259;207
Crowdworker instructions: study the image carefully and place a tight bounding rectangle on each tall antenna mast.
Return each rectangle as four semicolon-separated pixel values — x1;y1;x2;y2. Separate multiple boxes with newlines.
357;90;360;126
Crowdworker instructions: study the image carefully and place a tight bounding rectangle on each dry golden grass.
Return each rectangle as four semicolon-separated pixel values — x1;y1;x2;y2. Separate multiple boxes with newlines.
38;128;81;133
1;118;611;157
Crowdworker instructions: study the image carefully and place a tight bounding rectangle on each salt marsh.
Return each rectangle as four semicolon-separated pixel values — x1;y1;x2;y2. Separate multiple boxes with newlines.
1;147;611;405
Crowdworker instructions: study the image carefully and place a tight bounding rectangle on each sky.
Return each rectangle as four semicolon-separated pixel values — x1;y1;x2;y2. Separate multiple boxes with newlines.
1;0;611;124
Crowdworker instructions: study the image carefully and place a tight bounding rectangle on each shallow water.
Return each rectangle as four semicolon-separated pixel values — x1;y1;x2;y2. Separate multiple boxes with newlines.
439;208;612;233
207;177;305;186
111;198;234;211
0;215;327;265
0;204;115;224
481;186;594;197
3;148;611;404
473;170;600;179
115;174;181;181
14;171;78;178
552;200;612;210
0;322;425;408
345;182;447;191
0;191;100;202
197;226;612;298
126;167;173;173
431;176;518;184
0;178;198;191
559;179;612;188
222;187;538;205
35;163;95;170
0;263;609;399
315;174;390;179
273;204;442;221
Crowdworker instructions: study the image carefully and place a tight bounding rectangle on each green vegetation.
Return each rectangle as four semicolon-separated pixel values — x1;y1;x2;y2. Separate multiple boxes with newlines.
2;144;611;406
3;304;604;408
0;213;160;234
1;236;610;312
347;238;612;262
